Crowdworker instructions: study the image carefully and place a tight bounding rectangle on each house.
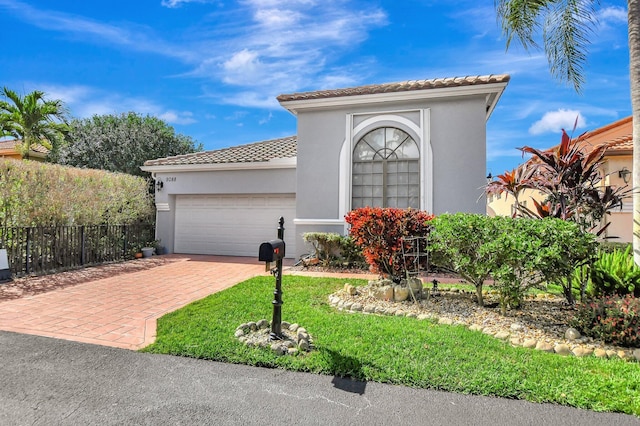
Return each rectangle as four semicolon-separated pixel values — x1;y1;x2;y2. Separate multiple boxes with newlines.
0;139;49;161
487;116;633;241
142;74;510;259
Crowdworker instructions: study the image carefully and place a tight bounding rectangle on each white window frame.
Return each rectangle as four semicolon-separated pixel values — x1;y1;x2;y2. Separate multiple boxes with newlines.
339;109;433;231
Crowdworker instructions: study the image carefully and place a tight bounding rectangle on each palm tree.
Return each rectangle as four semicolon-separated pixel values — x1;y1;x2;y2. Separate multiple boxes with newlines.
495;0;640;264
0;87;69;159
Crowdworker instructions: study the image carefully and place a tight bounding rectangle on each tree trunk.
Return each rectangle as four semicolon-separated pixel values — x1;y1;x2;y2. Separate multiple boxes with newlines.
630;0;640;265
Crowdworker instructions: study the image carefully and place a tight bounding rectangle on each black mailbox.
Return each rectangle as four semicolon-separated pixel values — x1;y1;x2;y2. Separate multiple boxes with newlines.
259;239;285;262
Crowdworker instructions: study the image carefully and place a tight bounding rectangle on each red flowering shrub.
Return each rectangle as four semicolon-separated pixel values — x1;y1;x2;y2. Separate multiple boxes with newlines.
571;295;640;348
344;207;434;282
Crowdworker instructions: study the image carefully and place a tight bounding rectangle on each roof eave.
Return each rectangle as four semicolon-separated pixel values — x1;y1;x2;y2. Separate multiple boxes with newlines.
279;82;509;121
140;156;297;173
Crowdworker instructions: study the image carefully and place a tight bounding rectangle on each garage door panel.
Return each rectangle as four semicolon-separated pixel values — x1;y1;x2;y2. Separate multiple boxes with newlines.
174;194;296;257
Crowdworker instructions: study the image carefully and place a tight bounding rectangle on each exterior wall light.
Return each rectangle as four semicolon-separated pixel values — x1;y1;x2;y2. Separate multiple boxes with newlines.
618;167;631;184
156;179;164;191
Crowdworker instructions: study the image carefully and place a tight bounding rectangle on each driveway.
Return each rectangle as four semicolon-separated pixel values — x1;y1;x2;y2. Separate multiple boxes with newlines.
0;255;267;350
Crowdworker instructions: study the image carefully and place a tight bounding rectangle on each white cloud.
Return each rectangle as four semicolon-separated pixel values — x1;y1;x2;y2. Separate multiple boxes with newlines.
598;6;627;24
1;0;388;109
30;83;197;125
158;110;197;125
529;109;587;135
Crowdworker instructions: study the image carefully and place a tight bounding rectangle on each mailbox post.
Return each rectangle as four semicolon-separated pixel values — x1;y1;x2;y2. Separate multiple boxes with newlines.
258;217;286;340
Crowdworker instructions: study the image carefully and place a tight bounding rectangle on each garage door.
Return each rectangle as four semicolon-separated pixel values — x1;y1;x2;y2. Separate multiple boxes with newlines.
174;194;296;257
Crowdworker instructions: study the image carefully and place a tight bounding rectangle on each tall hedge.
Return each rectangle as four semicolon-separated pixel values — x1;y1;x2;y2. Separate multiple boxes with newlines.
0;159;153;227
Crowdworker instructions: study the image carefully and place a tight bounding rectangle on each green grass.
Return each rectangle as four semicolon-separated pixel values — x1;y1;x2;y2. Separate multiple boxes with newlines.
142;276;640;416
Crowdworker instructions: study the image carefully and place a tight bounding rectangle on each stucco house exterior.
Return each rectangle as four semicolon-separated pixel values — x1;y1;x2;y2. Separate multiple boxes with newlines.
487;116;633;242
142;74;510;259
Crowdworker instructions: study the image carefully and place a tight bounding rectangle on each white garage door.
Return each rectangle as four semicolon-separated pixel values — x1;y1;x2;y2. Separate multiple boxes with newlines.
174;194;296;257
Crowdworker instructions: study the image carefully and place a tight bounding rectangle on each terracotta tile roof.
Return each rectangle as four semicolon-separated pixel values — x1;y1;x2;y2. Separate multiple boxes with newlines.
276;74;511;102
143;136;297;167
0;139;49;154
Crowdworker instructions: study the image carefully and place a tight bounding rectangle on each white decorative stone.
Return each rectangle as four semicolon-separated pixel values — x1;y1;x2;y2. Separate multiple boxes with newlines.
594;348;608;358
510;322;525;332
535;341;554;352
438;318;453;325
572;347;593;357
633;349;640;362
373;286;394;301
289;323;299;332
494;331;510;340
234;329;244;338
554;344;571;356
364;305;376;313
351;303;363;312
564;328;581;341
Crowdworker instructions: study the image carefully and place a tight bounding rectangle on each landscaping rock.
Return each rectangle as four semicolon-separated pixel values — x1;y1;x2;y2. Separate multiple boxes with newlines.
554;344;571;356
289;323;299;332
344;283;357;296
351;303;363;312
375;306;387;314
606;350;617;358
281;321;290;329
594;349;608;358
469;324;483;332
617;350;629;360
343;301;354;310
438;317;454;325
417;314;431;320
256;319;269;329
633;349;640;362
482;328;495;336
393;286;410;302
384;308;396;316
510;338;522;346
271;343;287;356
564;328;581;341
395;310;406;317
234;329;244;338
523;339;537;349
494;331;510;340
535;341;554;352
406;312;417;318
287;348;299;355
510;322;525;332
298;339;310;351
373;286;394;301
572;347;593;357
363;305;376;313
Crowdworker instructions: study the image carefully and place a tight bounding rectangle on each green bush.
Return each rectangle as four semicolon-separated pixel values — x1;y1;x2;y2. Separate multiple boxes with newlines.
429;213;498;306
0;159;153;227
302;232;365;268
589;246;640;298
598;241;632;254
571;295;640;348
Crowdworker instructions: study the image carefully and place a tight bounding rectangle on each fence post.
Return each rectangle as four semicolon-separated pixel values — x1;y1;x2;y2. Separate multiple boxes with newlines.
25;227;31;275
80;225;86;266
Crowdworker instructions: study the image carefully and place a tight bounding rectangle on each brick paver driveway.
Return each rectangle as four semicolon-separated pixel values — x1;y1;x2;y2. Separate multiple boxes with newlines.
0;255;267;350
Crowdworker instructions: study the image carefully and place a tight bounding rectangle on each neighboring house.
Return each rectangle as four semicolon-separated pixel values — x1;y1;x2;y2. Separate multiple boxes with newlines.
487;116;633;242
0;139;49;161
142;74;510;259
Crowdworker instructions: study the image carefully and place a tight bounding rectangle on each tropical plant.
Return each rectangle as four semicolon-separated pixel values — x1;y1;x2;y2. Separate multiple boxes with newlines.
54;112;203;177
495;0;640;264
589;246;640;298
0;87;69;159
345;207;433;282
487;127;629;235
303;232;343;266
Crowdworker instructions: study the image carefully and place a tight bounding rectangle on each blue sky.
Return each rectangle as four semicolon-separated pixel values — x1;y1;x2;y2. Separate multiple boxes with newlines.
0;0;631;175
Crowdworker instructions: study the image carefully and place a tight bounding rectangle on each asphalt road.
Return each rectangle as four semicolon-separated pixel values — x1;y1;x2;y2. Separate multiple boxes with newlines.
0;331;637;426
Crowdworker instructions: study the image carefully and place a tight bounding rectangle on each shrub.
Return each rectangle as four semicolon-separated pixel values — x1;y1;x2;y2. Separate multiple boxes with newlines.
490;217;596;311
303;232;343;266
302;232;366;268
345;207;433;282
589;246;640;298
429;213;498;306
0;159;153;227
571;295;640;348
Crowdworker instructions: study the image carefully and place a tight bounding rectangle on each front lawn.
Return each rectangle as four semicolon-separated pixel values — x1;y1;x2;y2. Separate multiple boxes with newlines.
142;276;640;416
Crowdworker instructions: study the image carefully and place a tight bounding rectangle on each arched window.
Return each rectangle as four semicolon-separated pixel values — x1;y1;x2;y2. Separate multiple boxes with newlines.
352;127;420;209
